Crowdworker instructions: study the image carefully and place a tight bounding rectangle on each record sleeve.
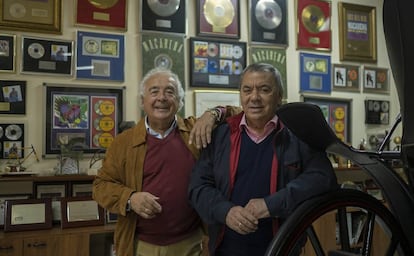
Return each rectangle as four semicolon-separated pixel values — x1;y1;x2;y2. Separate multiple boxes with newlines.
141;0;186;33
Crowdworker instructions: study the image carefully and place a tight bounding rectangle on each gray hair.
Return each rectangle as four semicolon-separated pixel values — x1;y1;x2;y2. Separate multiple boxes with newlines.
240;63;284;100
139;67;185;110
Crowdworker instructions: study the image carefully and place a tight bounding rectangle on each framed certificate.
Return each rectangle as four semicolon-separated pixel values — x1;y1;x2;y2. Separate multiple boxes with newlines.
4;198;53;232
0;34;15;72
0;195;30;229
0;80;26;115
332;64;360;92
35;183;66;222
141;0;186;33
21;36;73;76
60;197;104;229
362;67;389;94
76;31;125;81
194;90;240;117
75;0;127;31
299;52;331;93
190;37;246;89
0;0;61;34
197;0;240;38
296;0;331;51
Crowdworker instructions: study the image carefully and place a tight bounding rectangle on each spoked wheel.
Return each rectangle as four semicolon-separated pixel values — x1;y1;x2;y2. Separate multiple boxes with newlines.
265;189;411;256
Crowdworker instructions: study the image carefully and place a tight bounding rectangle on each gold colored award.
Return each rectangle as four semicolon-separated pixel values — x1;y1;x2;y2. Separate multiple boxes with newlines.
203;0;234;32
301;5;325;34
88;0;119;9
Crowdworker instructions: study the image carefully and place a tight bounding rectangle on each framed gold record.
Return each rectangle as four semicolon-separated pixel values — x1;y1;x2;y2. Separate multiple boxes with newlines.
197;0;240;39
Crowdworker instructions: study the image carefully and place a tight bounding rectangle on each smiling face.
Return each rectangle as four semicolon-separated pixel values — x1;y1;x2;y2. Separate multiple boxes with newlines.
141;72;180;129
240;70;282;129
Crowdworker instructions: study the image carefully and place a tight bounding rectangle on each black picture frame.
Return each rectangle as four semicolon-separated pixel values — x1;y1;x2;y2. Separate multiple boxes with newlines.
43;83;125;157
250;0;288;45
21;36;73;76
0;123;25;160
0;80;26;114
141;0;186;33
0;34;15;72
189;37;246;89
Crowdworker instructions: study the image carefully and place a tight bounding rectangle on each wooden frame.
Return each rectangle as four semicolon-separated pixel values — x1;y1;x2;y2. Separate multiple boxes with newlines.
194;90;240;117
362;66;389;94
249;0;288;45
0;34;16;72
4;198;52;232
302;96;352;143
105;209;118;224
338;3;377;62
0;80;26;114
35;183;66;223
0;0;61;34
197;0;240;39
189;37;246;89
75;0;128;31
296;0;331;51
60;197;104;229
332;64;360;92
71;183;93;197
21;36;74;76
0;195;30;228
43;83;125;157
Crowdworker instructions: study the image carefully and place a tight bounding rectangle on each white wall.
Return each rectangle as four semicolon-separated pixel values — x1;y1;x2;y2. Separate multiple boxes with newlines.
0;0;399;174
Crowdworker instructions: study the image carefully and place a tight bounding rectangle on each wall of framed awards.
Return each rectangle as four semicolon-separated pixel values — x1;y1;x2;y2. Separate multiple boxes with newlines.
0;0;399;174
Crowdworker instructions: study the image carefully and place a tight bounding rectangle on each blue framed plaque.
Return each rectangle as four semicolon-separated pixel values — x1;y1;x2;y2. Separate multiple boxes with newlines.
300;52;331;93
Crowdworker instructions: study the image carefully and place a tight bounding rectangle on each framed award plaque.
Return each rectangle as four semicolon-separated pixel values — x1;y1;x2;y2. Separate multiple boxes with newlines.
0;80;26;115
296;0;331;51
332;64;360;92
362;66;389;94
141;0;186;33
75;0;128;31
300;52;331;93
250;0;288;46
365;99;390;125
197;0;240;39
0;34;16;73
0;122;25;160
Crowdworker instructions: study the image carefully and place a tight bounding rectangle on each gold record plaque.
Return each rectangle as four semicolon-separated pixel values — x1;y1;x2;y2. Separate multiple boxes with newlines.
141;0;186;33
76;0;127;30
198;0;240;38
250;0;287;44
297;0;331;51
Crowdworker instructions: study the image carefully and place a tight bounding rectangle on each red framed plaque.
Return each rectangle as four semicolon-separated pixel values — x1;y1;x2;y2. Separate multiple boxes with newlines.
296;0;331;51
197;0;240;39
75;0;127;31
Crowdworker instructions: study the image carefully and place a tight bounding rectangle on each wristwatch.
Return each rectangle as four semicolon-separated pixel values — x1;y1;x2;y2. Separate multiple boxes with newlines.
126;198;132;212
207;108;221;123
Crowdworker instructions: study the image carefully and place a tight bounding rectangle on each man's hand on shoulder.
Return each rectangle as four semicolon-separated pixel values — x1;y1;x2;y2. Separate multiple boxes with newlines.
189;109;219;149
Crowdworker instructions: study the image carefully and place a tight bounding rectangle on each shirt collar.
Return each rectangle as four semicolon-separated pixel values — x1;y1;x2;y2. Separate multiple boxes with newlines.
145;115;177;139
239;114;279;143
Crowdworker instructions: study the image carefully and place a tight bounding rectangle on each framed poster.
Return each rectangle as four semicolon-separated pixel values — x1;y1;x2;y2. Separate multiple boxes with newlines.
75;0;127;31
363;67;389;94
76;31;125;82
0;80;26;114
194;90;240;117
332;64;360;92
0;0;61;34
250;0;288;45
303;96;352;143
141;0;186;33
0;123;25;160
60;197;104;229
299;52;331;93
338;3;377;62
197;0;240;39
296;0;331;51
43;83;125;157
0;34;15;72
21;37;73;76
250;46;287;99
190;37;246;89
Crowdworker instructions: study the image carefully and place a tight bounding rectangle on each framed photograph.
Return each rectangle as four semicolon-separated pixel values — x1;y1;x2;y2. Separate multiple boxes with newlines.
0;0;61;34
75;0;127;31
0;80;26;114
194;90;240;117
190;37;246;89
71;183;93;197
364;99;390;125
332;64;360;92
296;0;331;51
106;209;118;224
338;3;377;62
141;0;186;33
43;83;125;157
250;46;287;99
362;67;389;94
249;0;288;45
0;123;25;160
0;195;30;228
303;96;352;143
197;0;240;39
299;52;331;93
76;31;125;82
21;36;73;76
0;34;15;72
60;197;104;229
4;198;53;232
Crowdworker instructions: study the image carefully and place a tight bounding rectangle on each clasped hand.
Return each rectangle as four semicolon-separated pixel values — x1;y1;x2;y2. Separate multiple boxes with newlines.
129;192;162;219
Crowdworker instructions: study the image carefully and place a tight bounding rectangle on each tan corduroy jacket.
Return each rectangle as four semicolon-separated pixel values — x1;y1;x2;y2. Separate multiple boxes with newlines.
92;116;200;256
